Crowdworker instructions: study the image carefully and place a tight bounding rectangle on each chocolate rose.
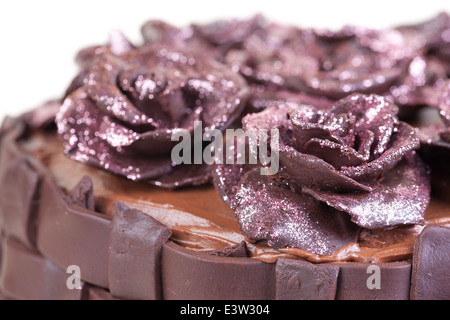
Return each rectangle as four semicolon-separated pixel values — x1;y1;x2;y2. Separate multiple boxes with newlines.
138;16;446;115
213;93;431;255
417;80;450;142
392;12;450;109
415;80;450;197
140;15;267;63
137;15;450;115
224;21;445;113
56;34;249;188
397;12;450;73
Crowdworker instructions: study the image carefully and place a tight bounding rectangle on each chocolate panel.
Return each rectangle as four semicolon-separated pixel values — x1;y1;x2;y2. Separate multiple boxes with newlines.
36;177;111;288
0;138;40;249
86;285;118;300
411;225;450;300
335;262;412;300
108;202;171;300
275;258;339;300
161;241;275;300
0;231;3;277
0;237;86;300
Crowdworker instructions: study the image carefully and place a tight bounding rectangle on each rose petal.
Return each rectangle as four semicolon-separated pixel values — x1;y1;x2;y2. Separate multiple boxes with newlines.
212;135;260;208
233;168;361;255
192;15;266;47
303;138;369;169
213;163;249;208
304;67;404;100
278;144;372;192
321;113;357;146
396;12;450;51
192;67;249;131
127;129;180;156
246;86;334;113
108;30;136;55
292;122;341;151
354;129;375;160
75;45;110;69
84;55;153;128
242;105;295;132
327;94;399;157
118;67;175;128
388;55;441;107
437;80;450;127
141;20;188;45
340;121;420;181
242;104;324;154
417;123;447;145
56;89;173;181
290;111;357;151
303;152;430;229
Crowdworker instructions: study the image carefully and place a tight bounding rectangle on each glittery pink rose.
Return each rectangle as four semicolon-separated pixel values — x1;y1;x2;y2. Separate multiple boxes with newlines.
141;17;336;114
397;12;450;74
140;15;267;62
140;16;445;114
213;94;431;255
416;80;450;196
225;22;443;111
417;80;450;146
56;33;249;188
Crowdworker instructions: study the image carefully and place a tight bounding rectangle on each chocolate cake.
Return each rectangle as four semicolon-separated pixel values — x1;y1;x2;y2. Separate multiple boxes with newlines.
1;13;450;301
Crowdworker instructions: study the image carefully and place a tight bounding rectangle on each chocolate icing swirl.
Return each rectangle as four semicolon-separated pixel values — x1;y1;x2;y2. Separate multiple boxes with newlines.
214;94;431;255
56;33;249;188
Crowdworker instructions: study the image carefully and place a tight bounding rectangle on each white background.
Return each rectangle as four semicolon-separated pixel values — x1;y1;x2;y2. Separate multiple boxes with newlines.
1;0;450;122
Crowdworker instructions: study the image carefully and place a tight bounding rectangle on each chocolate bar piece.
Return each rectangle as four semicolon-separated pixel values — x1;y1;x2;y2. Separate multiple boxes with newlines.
161;241;275;300
36;177;111;288
335;262;412;300
0;139;40;249
0;237;86;300
411;225;450;300
275;258;339;300
108;202;171;300
86;285;118;300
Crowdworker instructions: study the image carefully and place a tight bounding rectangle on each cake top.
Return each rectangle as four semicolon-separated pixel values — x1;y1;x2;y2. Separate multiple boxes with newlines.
53;13;450;256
